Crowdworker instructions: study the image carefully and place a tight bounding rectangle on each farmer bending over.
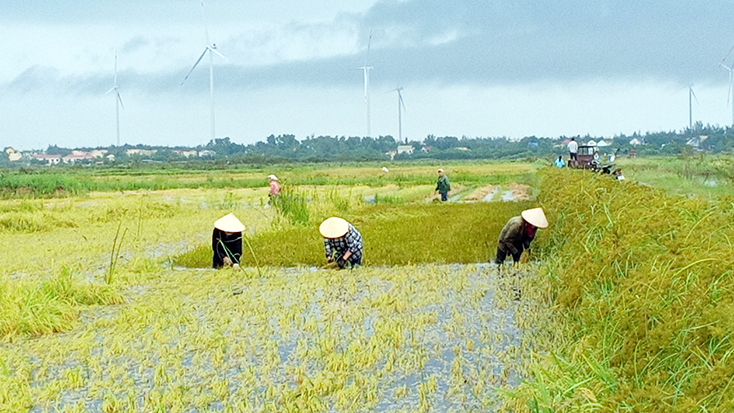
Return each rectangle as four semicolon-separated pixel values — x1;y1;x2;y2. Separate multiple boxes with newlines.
320;217;363;269
212;213;244;269
495;207;548;265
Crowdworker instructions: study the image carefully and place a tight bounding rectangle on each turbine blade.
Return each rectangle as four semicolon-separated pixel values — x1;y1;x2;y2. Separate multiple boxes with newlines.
399;93;406;112
690;88;699;105
117;92;124;110
181;48;209;86
210;46;226;60
104;87;115;95
114;51;118;86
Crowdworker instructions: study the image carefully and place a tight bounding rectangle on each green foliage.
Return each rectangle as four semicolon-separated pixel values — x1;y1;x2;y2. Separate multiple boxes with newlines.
0;267;123;338
515;168;734;411
272;186;310;226
173;202;533;267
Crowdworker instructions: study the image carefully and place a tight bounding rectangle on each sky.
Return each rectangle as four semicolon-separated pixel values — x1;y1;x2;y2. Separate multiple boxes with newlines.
3;0;734;150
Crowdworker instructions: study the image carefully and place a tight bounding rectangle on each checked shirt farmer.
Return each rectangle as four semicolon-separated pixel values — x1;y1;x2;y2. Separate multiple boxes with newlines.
320;217;363;269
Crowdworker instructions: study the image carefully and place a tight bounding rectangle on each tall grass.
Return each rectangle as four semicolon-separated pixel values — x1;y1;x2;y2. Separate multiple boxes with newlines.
0;267;123;338
272;186;310;226
512;168;734;411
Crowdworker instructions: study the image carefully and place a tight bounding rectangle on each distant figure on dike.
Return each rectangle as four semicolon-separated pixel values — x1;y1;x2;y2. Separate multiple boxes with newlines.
268;174;281;204
434;168;451;201
320;217;363;269
212;213;244;269
495;207;548;265
567;138;578;166
554;156;565;168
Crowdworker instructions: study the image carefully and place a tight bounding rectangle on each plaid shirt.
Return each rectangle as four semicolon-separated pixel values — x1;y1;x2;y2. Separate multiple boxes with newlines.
324;224;363;262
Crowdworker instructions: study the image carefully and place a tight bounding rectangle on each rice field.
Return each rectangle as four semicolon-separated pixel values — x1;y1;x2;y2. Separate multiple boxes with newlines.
0;162;553;412
4;158;732;411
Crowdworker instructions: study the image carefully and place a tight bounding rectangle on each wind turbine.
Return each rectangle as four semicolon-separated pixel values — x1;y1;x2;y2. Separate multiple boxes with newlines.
181;0;226;142
391;87;406;143
687;85;698;129
358;32;373;138
105;51;124;147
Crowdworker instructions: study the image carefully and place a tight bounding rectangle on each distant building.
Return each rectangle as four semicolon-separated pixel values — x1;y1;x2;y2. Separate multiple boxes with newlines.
198;150;216;157
126;148;157;156
173;149;198;158
386;150;397;160
5;147;22;162
89;149;108;158
686;135;708;149
63;153;95;164
455;146;471;151
629;138;642;146
397;145;414;155
33;154;62;165
586;140;597;147
596;139;612;147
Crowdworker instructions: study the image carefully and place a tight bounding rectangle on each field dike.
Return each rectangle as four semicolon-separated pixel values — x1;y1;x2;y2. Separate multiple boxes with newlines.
510;168;734;411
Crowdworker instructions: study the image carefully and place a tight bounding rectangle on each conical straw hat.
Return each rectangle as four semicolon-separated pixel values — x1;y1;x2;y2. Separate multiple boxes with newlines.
319;217;349;238
268;174;278;180
214;213;245;232
521;207;548;228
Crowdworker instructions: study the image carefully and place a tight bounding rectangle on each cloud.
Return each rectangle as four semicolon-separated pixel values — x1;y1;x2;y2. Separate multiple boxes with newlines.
4;0;734;97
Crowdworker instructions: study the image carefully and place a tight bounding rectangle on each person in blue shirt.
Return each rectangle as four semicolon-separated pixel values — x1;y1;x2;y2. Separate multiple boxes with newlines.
554;156;565;168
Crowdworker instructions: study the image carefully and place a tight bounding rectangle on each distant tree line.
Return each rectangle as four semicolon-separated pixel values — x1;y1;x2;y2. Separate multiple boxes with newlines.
3;122;734;167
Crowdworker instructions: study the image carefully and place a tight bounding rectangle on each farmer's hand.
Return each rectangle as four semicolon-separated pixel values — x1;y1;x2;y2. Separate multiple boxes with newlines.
336;257;346;268
327;256;334;263
223;256;233;266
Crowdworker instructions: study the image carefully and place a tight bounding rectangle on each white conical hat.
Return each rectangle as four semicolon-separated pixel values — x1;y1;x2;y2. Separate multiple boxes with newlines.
319;217;349;238
521;207;548;228
214;213;245;232
268;174;278;180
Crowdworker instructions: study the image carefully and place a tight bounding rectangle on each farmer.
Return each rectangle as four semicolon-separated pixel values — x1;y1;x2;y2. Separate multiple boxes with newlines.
554;156;565;168
434;168;451;201
568;138;578;166
495;207;548;265
320;217;363;269
268;174;281;204
212;213;244;269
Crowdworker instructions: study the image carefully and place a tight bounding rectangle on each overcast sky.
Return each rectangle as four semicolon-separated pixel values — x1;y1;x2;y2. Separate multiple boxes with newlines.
3;0;734;150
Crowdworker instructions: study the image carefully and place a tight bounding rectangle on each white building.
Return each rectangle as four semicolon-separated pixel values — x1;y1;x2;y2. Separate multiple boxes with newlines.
629;138;642;146
396;145;414;155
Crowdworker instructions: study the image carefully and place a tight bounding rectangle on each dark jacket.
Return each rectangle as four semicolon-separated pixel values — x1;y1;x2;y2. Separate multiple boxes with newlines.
436;175;450;193
497;216;535;256
212;229;243;268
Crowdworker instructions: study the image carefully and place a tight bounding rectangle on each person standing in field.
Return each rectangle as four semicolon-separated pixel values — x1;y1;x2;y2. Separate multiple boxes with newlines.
567;138;578;167
268;174;281;204
495;207;548;265
434;168;451;201
212;213;244;269
320;217;363;269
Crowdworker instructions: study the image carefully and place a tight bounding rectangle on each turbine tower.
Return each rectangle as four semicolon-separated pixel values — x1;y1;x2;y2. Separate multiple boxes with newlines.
104;52;124;147
391;87;406;143
687;85;698;129
182;0;226;142
358;32;373;138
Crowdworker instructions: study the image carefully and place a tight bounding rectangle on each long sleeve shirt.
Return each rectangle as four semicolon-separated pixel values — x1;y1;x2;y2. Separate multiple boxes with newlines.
324;224;363;263
436;175;450;193
212;229;243;268
497;216;535;256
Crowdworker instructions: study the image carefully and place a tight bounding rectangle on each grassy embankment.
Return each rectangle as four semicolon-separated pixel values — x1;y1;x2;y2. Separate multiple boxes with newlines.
510;167;734;411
